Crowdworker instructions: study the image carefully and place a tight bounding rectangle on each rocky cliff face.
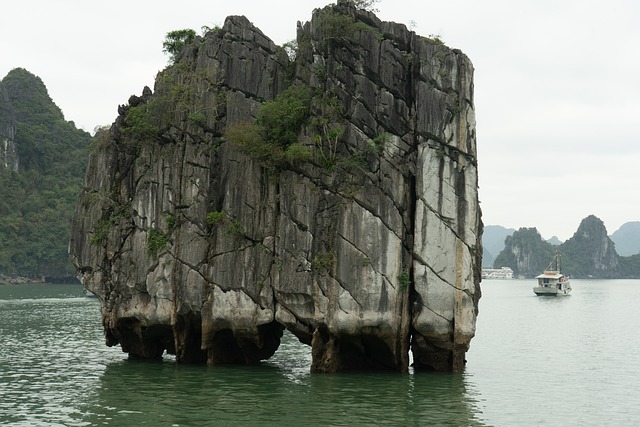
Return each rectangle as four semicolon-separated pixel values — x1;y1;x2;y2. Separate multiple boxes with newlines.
70;0;482;372
0;80;18;172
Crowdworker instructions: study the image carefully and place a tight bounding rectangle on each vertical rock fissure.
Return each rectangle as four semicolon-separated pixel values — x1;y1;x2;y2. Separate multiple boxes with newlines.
402;29;419;371
171;139;186;360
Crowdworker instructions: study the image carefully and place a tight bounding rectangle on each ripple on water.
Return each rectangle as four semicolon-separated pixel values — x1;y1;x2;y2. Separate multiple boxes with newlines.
1;286;487;426
7;281;640;425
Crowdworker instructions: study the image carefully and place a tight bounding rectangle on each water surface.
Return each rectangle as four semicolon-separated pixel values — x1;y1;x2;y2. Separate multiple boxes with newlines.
466;279;640;425
2;280;639;425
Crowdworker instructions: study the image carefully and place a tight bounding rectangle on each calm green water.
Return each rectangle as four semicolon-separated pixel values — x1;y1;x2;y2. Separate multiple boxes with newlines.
1;280;639;426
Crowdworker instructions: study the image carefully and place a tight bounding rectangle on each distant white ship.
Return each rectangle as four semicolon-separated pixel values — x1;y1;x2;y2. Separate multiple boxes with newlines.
482;267;514;279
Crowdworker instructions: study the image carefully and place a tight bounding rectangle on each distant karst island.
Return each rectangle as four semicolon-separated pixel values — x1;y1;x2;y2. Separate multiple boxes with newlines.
483;216;640;279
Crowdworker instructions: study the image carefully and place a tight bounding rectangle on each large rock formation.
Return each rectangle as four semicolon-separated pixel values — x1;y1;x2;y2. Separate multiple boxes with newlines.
70;1;482;372
562;215;620;278
0;80;18;172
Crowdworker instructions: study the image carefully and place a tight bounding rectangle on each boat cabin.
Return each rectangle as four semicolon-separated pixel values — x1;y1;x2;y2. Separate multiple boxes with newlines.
533;271;571;295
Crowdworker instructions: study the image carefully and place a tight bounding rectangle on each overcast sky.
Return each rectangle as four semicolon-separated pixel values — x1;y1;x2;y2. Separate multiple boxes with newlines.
2;0;638;241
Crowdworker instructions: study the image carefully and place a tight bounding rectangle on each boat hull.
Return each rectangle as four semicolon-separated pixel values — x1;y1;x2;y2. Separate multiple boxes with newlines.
533;286;571;296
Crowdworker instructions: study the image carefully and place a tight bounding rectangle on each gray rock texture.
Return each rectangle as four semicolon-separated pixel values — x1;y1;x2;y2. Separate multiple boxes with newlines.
0;80;18;172
70;0;482;372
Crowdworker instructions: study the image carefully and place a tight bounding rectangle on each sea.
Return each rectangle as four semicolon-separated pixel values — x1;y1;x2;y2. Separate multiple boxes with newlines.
2;279;640;426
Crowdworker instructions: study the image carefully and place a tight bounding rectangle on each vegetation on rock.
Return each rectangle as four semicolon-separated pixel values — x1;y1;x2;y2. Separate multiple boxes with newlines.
225;85;312;169
315;8;378;51
258;85;312;147
619;254;640;278
163;29;196;63
147;228;169;258
122;102;159;141
0;68;90;278
493;227;555;277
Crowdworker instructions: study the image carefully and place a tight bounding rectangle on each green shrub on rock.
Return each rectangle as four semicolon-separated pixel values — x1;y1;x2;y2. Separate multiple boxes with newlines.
225;85;312;169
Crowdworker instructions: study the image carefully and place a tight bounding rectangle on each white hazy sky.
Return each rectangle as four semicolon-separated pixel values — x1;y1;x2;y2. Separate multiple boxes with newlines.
2;0;638;241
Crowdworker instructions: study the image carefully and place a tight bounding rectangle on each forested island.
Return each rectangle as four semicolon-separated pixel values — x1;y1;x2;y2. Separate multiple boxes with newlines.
0;68;90;283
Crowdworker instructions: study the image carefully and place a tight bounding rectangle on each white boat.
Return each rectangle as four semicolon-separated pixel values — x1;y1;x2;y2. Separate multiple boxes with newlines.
482;267;514;279
533;254;571;296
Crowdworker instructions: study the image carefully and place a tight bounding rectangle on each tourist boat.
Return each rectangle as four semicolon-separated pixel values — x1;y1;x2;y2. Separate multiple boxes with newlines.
533;253;571;296
481;267;514;279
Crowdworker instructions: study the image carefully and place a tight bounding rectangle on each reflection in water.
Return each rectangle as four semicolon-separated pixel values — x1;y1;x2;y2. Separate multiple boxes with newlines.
1;285;486;426
84;333;485;426
87;357;485;426
6;281;640;424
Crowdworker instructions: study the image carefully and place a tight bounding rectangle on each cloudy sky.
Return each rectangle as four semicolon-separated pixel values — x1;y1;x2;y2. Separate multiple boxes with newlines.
2;0;638;241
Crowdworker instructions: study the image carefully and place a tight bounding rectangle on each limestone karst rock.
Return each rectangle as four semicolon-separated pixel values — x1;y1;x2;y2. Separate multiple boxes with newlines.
561;215;620;278
70;0;482;372
0;80;18;172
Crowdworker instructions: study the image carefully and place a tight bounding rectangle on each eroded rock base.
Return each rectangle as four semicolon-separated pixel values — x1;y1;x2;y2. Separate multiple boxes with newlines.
310;327;405;372
105;318;470;373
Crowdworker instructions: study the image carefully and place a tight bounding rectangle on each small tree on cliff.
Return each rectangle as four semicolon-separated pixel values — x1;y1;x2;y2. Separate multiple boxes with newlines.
162;29;196;63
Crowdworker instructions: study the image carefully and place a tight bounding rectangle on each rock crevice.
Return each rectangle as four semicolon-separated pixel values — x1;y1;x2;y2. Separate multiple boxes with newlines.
0;81;18;172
